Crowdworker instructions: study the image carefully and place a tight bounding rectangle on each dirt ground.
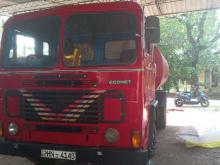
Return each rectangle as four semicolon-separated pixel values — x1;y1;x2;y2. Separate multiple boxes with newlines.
1;98;220;165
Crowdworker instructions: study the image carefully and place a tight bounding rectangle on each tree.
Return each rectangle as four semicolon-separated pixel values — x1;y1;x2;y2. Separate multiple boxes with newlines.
159;16;192;91
176;11;220;83
159;10;220;90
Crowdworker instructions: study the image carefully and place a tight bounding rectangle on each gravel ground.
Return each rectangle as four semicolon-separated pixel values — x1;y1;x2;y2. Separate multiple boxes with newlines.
1;98;220;165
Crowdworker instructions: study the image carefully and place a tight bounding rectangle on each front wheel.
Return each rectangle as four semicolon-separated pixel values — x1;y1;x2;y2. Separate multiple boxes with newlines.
175;98;183;107
200;99;209;107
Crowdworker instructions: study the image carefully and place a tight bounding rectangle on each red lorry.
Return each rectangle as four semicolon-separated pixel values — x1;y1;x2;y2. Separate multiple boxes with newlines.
0;1;168;165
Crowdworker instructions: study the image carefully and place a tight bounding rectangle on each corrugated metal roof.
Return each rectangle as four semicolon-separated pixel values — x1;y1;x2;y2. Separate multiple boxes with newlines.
144;0;220;16
0;0;219;16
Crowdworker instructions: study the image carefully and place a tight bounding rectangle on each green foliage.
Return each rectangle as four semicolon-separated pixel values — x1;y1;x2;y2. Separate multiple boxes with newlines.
159;10;220;91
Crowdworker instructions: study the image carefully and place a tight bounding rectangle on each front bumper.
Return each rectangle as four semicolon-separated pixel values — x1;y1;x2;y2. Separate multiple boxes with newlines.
0;139;149;165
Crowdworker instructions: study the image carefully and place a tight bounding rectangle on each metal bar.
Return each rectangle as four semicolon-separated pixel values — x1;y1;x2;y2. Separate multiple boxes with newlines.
0;0;132;15
155;0;162;14
0;0;218;16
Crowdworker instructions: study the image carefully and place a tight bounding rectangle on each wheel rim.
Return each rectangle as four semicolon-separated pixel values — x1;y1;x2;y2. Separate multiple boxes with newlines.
202;100;208;106
176;99;183;106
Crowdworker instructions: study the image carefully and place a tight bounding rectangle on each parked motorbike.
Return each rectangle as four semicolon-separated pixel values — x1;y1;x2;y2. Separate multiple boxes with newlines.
174;91;209;107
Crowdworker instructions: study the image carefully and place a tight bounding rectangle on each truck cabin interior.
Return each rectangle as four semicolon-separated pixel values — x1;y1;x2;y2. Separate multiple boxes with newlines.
3;13;137;68
3;17;60;68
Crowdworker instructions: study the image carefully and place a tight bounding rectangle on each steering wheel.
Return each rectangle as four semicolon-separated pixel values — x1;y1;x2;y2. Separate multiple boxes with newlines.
26;55;38;65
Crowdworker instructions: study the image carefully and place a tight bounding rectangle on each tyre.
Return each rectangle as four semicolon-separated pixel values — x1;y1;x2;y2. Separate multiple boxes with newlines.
148;106;156;160
156;106;166;129
200;99;209;107
27;157;56;165
156;90;167;129
175;98;183;107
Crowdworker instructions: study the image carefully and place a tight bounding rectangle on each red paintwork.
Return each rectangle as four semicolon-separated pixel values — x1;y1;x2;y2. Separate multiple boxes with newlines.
0;1;168;152
155;47;169;89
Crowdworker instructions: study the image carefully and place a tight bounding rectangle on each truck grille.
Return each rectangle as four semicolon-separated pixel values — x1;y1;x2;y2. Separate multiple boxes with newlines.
20;90;106;123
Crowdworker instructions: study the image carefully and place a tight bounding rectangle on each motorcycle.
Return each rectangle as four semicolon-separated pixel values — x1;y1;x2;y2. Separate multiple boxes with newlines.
174;91;209;107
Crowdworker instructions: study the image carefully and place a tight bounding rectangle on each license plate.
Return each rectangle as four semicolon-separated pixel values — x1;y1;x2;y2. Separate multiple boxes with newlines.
41;149;76;160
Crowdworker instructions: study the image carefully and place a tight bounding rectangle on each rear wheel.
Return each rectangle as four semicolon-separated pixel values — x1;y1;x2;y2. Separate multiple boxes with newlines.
200;99;209;107
175;98;183;107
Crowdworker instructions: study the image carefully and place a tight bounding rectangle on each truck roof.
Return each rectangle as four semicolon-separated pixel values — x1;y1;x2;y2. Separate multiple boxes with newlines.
5;1;142;26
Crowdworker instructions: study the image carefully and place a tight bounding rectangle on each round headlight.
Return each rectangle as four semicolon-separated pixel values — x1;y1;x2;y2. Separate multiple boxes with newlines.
105;128;120;143
8;123;18;135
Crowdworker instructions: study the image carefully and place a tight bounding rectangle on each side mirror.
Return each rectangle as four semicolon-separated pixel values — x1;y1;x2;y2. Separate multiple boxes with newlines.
145;16;160;44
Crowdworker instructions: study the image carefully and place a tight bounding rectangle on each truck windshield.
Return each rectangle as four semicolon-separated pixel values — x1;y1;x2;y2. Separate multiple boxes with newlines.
3;16;60;68
63;13;137;67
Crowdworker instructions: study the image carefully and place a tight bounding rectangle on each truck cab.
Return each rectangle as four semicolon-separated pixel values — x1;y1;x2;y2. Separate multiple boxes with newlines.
0;1;168;165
